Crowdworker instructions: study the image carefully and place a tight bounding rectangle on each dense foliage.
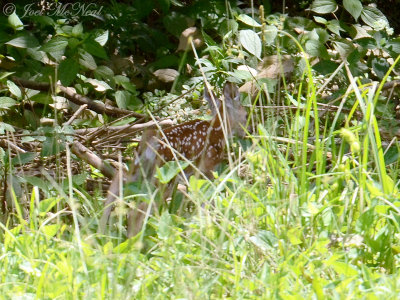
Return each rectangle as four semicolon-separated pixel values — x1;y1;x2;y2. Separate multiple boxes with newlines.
0;0;400;298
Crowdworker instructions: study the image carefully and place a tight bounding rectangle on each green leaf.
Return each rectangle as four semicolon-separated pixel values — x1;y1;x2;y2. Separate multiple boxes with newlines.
8;12;23;30
41;136;65;156
6;35;39;48
155;161;189;184
121;82;137;94
311;0;337;14
72;23;83;37
30;93;52;104
85;78;111;92
219;19;239;37
237;14;261;27
356;37;377;50
83;39;108;60
24;176;49;193
115;90;129;109
313;16;328;24
11;152;36;166
95;30;109;46
330;261;358;276
343;0;362;20
59;59;80;86
264;25;277;44
42;224;60;238
94;66;114;81
157;211;172;239
385;38;400;58
27;48;49;63
333;40;355;58
239;29;262;59
79;50;97;70
157;0;170;12
114;75;130;84
0;122;15;134
305;39;329;59
361;6;388;30
7;80;21;98
40;36;68;53
371;57;390;80
313;60;339;74
38;197;61;215
0;97;17;109
326;20;344;36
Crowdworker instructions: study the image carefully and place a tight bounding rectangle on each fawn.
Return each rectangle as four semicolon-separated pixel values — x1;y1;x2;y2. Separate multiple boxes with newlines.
99;82;248;236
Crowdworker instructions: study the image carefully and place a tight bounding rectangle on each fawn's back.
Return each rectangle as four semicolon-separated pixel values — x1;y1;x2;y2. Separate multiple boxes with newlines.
133;82;247;178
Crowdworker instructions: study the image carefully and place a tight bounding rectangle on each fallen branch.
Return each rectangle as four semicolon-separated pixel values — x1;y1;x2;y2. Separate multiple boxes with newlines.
12;77;146;118
70;141;115;179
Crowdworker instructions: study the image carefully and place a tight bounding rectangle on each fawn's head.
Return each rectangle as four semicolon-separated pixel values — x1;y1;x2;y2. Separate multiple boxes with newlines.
204;82;248;138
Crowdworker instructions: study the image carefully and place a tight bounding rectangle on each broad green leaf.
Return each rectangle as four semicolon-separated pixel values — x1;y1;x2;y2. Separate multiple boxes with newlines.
0;72;14;81
333;40;354;58
326;20;344;36
41;224;60;238
30;93;53;104
155;160;189;184
330;261;358;276
94;66;114;81
38;197;61;215
114;75;130;84
0;96;17;108
361;6;388;30
83;39;108;60
115;90;129;109
121;82;137;94
311;0;337;14
72;23;83;37
385;38;400;58
219;19;239;37
27;48;48;63
85;78;111;91
356;37;377;50
264;25;277;44
0;122;15;133
24;176;49;193
95;30;109;46
11;152;36;166
79;50;97;70
8;12;23;30
371;57;390;80
40;36;68;53
59;58;80;86
41;136;65;156
6;35;39;48
158;0;170;12
305;39;329;59
237;14;261;27
157;211;172;239
7;80;21;98
343;0;362;20
313;16;327;24
313;60;339;74
239;29;261;59
287;227;302;245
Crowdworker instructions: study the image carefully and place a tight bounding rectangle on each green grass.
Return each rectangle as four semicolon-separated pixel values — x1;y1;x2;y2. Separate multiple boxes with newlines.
2;65;400;298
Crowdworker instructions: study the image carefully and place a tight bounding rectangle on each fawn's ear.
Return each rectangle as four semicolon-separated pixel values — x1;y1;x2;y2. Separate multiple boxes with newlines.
203;83;220;115
223;82;240;106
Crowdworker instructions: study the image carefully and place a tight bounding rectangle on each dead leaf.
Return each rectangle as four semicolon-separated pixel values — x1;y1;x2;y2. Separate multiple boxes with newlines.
153;69;179;83
177;27;203;51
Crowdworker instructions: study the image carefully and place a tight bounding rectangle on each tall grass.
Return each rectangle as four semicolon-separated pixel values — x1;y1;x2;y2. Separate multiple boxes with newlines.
2;56;400;298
